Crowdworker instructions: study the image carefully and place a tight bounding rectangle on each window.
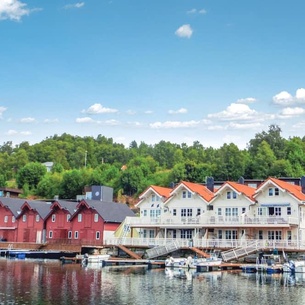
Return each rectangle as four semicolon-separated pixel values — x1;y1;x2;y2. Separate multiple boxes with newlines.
180;229;192;239
242;207;246;214
182;191;192;199
258;230;263;239
78;214;82;222
49;231;53;238
274;207;282;216
12;216;15;223
74;231;79;239
226;191;231;199
225;208;232;217
94;213;99;222
232;208;238;216
227;191;237;199
225;230;237;240
218;230;223;239
152;194;156;202
51;214;56;222
22;215;26;222
269;187;279;196
36;215;40;222
67;214;71;222
287;207;291;215
96;231;100;240
149;230;154;238
268;230;282;240
232;191;237;199
172;230;177;238
181;209;192;217
173;209;177;216
68;231;72;239
143;210;147;216
4;216;8;223
207;205;213;211
197;208;201;216
217;208;222;216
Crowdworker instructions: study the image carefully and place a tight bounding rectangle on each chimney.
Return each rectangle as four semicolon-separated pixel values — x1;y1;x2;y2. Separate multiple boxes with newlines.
206;177;214;192
238;177;245;184
301;176;305;194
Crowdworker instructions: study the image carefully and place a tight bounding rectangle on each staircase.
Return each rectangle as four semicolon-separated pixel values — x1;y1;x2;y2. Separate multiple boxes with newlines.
117;244;142;259
145;241;180;259
221;240;263;262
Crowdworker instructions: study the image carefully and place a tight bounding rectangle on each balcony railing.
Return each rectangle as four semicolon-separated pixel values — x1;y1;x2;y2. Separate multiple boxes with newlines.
104;237;305;251
126;215;299;227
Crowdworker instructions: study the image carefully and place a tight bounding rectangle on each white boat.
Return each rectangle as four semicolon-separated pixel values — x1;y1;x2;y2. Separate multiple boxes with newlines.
165;254;222;269
283;260;305;273
82;254;110;265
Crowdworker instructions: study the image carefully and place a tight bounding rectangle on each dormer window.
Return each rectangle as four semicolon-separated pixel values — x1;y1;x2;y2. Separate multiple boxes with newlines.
269;187;279;196
182;190;192;199
227;191;237;199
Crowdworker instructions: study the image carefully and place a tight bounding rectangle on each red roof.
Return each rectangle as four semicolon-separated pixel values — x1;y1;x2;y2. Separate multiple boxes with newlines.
179;181;215;202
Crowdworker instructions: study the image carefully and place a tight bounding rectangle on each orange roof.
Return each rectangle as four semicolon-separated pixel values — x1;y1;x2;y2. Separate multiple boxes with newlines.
180;181;215;202
267;177;305;201
225;181;256;200
150;185;172;198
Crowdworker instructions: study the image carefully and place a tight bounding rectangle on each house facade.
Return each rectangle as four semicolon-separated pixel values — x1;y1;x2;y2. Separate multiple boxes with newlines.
107;177;305;252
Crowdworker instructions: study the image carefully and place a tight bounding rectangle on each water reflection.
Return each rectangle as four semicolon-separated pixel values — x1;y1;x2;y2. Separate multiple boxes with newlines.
1;259;305;305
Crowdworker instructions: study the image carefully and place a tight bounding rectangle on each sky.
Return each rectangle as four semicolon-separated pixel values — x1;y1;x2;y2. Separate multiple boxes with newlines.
1;0;305;149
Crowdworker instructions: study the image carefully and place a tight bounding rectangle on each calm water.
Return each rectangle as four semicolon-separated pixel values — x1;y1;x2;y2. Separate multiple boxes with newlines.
0;259;305;305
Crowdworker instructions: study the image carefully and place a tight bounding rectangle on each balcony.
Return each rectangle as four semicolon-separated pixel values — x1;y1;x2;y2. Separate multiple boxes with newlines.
126;215;299;227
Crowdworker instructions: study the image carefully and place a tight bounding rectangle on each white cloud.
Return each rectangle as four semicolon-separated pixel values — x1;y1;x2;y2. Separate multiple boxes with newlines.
227;122;263;130
0;106;7;118
104;119;120;126
20;117;36;123
199;9;207;14
44;118;59;123
126;109;136;115
187;9;197;14
168;108;188;114
236;97;256;104
82;103;118;114
76;117;95;123
207;103;259;121
6;129;18;135
144;110;153;114
296;88;305;100
150;120;200;129
0;0;39;21
273;91;294;106
279;107;305;118
20;131;31;135
272;88;305;106
175;24;193;39
64;2;85;9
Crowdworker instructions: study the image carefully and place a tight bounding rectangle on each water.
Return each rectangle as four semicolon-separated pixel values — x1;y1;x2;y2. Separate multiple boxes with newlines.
0;259;304;305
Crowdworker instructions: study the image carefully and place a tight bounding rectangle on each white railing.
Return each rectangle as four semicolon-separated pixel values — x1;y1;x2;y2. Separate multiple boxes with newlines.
126;215;299;227
104;237;305;251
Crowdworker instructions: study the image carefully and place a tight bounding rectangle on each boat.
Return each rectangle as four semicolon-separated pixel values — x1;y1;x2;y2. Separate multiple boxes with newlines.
6;249;78;260
283;260;305;273
81;254;110;266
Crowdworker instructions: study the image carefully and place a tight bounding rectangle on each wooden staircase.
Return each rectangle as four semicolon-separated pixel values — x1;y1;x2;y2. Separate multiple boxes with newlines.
117;245;142;259
221;240;263;262
145;241;180;259
189;247;210;258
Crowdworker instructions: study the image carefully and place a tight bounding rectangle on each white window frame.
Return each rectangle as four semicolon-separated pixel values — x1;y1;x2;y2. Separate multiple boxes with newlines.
78;214;82;222
94;213;99;222
51;214;56;222
4;216;8;223
74;231;79;239
96;231;100;240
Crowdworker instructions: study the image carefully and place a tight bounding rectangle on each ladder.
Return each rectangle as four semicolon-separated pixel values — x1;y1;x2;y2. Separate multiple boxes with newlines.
145;241;180;259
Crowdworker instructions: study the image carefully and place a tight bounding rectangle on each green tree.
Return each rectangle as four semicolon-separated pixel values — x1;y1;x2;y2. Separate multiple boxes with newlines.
16;162;47;190
59;169;86;199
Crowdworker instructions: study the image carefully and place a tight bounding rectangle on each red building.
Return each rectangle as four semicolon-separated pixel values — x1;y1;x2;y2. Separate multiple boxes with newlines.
45;200;79;244
69;199;135;245
16;200;52;243
0;197;24;242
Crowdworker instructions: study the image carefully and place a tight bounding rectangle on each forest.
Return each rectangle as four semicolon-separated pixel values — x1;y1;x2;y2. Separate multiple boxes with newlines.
0;124;305;202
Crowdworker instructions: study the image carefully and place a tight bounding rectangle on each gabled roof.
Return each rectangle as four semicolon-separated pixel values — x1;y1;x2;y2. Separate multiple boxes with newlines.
71;199;135;223
50;200;79;215
167;181;215;203
0;197;25;217
210;181;256;204
18;200;53;220
254;177;305;202
136;185;172;207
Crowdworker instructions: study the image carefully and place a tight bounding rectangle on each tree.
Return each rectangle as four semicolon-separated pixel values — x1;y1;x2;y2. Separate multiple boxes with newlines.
59;169;86;199
16;162;47;190
36;173;62;199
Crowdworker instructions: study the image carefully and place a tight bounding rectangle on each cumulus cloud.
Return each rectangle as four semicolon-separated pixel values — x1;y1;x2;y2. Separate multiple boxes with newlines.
104;119;120;126
187;9;197;14
279;107;305;118
126;109;136;115
227;122;263;130
64;2;85;9
187;8;206;14
207;103;259;121
175;24;193;38
0;106;7;118
236;97;256;104
82;103;118;114
273;88;305;106
168;108;188;114
0;0;40;21
20;117;36;123
76;117;95;123
6;129;18;135
20;131;31;135
144;110;153;114
199;9;207;14
44;118;59;123
150;120;200;129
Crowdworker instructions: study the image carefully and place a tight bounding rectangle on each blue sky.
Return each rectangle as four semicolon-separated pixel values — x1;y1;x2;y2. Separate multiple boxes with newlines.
1;0;305;149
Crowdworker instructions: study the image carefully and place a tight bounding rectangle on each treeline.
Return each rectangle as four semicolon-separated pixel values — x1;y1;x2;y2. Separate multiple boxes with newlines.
1;125;305;201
